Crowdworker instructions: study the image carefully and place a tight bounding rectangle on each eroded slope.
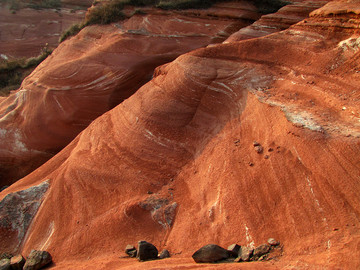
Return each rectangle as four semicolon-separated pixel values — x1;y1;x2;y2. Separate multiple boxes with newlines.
1;0;360;269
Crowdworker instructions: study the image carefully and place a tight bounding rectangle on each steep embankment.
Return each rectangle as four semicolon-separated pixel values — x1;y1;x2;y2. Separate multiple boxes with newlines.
0;2;260;186
1;0;360;269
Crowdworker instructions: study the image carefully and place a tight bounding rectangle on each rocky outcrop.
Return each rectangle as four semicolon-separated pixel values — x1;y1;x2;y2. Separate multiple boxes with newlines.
0;3;260;185
0;180;49;254
0;0;360;269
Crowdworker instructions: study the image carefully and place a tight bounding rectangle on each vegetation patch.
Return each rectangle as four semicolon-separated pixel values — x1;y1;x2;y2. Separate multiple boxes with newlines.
0;47;52;96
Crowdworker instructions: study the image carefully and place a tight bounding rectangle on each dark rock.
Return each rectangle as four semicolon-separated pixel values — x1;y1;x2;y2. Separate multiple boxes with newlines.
192;244;230;263
255;145;263;153
0;259;10;270
125;245;137;258
23;250;52;270
10;255;25;270
253;141;260;146
237;246;253;262
158;249;170;259
253;244;270;260
267;238;280;246
227;244;240;257
137;241;158;261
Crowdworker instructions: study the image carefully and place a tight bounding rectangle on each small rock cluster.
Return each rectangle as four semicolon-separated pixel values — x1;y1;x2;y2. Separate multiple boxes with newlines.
125;241;170;262
192;238;280;264
0;250;52;270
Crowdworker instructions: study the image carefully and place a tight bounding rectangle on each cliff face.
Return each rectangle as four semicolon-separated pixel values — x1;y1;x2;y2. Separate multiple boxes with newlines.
1;0;360;269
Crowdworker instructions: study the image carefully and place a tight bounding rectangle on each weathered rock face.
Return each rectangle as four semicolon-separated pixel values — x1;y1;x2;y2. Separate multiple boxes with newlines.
1;0;360;269
0;3;260;185
0;180;49;254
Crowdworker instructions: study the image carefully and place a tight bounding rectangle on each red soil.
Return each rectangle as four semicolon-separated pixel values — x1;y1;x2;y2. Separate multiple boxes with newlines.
1;0;360;269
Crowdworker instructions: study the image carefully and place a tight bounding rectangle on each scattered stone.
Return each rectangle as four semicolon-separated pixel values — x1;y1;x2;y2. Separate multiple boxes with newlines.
125;245;137;258
248;162;254;167
237;246;253;262
268;148;274;152
253;141;260;146
227;244;240;257
158;249;170;259
23;250;52;270
192;244;230;263
0;259;10;270
10;255;25;270
267;238;280;246
258;254;268;261
147;191;153;194
252;244;270;260
137;241;158;261
264;155;269;159
255;145;263;154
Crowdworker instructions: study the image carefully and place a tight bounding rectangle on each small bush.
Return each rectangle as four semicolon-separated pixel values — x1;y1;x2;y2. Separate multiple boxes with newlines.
27;0;61;10
0;47;52;96
59;23;84;43
85;1;127;25
157;0;213;10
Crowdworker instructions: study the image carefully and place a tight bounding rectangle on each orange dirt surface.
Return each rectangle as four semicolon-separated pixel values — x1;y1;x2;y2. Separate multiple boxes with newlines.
1;0;360;269
0;3;259;185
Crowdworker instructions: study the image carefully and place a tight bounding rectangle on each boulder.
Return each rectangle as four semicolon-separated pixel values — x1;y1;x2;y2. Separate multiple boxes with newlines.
125;245;137;258
158;249;170;259
192;244;230;263
227;244;241;257
0;259;10;270
236;246;254;262
9;255;25;270
136;241;158;261
23;250;52;270
252;244;270;260
267;238;280;246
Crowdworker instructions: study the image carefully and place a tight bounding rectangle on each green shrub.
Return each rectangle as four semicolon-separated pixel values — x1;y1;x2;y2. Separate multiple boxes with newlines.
0;47;52;96
27;0;61;10
157;0;213;10
59;23;84;43
85;1;127;25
